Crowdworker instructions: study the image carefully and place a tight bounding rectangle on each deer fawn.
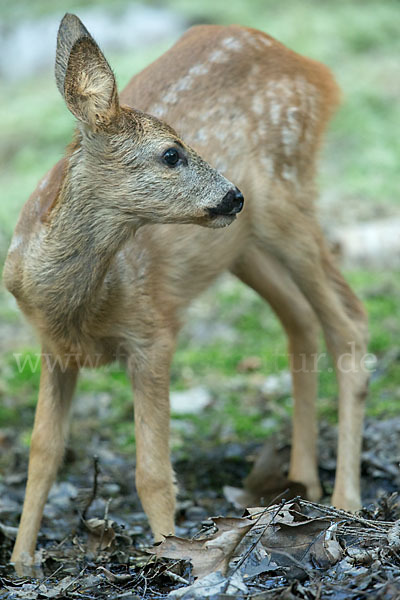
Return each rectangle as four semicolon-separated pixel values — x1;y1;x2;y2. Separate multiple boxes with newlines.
4;14;368;567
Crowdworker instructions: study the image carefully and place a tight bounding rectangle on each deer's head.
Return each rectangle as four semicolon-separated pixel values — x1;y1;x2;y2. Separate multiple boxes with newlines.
55;14;243;229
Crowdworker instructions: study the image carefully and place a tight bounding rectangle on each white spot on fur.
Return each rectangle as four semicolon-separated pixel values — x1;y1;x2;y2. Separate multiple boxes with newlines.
189;63;209;76
282;164;297;183
221;36;242;51
194;128;209;143
198;108;214;123
164;89;178;104
257;119;268;140
39;175;49;190
270;102;282;125
265;78;294;126
259;35;272;47
282;106;301;156
261;156;275;177
175;74;193;92
240;29;262;48
8;234;23;254
247;64;260;94
294;76;319;152
252;94;264;116
33;196;41;217
214;128;228;143
150;103;167;118
159;63;209;106
209;48;229;63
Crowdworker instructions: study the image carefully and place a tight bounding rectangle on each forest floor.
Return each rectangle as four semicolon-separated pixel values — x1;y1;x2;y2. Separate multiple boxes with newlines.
1;392;400;598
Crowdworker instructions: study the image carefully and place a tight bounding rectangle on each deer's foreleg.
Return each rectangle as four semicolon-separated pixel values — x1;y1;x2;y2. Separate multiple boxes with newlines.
11;353;78;567
128;330;176;541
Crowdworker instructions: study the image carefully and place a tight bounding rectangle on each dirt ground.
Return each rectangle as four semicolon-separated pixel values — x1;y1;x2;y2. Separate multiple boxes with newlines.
1;413;399;599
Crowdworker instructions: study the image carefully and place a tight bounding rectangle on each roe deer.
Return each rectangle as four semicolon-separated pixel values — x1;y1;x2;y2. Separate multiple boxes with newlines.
4;13;368;567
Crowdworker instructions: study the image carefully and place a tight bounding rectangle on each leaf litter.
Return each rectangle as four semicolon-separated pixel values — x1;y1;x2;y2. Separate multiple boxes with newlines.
152;498;400;598
1;417;400;598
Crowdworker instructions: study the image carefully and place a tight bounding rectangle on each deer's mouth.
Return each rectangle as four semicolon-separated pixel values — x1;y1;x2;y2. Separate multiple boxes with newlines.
212;212;238;227
200;211;238;229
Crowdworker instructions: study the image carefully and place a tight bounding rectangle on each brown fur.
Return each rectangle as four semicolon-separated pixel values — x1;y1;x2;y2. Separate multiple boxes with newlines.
4;14;368;567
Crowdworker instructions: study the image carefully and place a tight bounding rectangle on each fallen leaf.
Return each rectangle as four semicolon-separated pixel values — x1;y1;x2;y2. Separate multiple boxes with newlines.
248;504;341;575
167;571;248;599
151;516;253;578
167;571;227;599
38;576;77;598
242;554;283;578
322;523;343;565
85;517;116;553
346;547;378;565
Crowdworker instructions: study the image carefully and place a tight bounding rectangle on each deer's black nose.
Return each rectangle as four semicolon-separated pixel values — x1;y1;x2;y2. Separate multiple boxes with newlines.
208;187;244;216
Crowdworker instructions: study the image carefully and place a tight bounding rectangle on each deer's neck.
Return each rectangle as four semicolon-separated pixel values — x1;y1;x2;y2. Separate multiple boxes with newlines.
28;155;135;342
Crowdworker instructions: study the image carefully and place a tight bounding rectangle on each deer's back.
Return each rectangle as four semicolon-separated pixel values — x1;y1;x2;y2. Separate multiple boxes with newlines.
122;25;339;180
118;24;340;306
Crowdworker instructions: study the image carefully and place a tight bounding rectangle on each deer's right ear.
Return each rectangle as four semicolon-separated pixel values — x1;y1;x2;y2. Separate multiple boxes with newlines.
55;13;119;131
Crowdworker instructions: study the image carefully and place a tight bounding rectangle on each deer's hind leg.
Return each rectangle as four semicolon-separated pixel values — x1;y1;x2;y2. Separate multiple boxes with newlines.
320;253;369;510
248;184;368;511
232;248;322;502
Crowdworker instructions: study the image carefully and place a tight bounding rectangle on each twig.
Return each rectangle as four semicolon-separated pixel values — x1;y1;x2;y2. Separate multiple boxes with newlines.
38;563;64;585
98;497;112;552
32;564;65;592
266;488;293;509
164;570;189;585
230;499;290;575
82;455;100;521
62;566;87;593
262;547;312;575
299;499;389;532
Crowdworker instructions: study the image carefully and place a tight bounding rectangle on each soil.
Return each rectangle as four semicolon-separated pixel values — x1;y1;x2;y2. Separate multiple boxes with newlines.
1;414;399;599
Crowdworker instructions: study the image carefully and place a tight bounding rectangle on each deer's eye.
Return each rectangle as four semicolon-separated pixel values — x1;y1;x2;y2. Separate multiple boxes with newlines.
162;147;180;167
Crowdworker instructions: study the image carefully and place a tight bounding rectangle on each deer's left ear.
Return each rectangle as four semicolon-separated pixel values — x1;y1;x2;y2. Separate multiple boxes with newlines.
55;13;119;130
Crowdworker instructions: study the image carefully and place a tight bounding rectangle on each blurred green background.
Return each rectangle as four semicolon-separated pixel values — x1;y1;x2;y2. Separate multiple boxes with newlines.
0;0;399;450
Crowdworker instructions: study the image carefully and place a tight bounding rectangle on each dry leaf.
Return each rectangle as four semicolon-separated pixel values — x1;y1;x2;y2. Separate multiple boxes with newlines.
167;571;227;599
322;523;343;564
151;516;253;578
246;503;342;575
85;517;116;553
